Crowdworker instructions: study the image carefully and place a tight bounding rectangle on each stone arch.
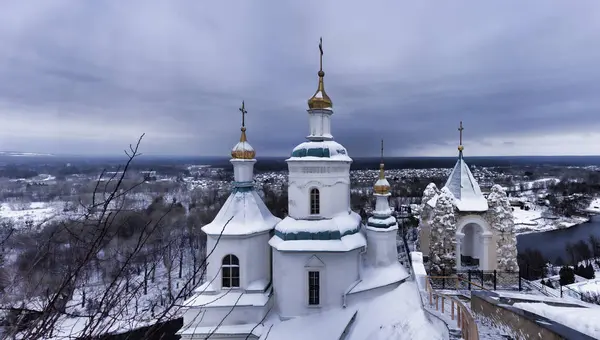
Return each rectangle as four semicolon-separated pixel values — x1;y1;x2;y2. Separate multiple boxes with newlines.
455;214;494;271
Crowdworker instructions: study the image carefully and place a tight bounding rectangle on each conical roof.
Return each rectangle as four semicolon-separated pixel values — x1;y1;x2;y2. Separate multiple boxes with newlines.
443;152;488;212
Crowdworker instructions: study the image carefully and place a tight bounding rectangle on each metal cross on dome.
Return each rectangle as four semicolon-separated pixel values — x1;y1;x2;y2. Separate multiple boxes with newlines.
458;121;464;145
239;101;247;128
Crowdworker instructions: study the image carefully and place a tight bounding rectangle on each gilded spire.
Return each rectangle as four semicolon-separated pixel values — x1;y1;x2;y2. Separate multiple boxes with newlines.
374;139;391;195
379;139;385;180
307;37;333;110
458;121;464;155
231;101;256;159
239;101;248;142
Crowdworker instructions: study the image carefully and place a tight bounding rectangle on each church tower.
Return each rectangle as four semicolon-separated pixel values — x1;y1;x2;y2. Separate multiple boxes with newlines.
270;38;367;318
180;102;280;339
365;140;399;267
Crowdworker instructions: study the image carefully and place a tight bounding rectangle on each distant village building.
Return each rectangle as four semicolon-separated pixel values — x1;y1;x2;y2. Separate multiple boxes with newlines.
417;122;519;273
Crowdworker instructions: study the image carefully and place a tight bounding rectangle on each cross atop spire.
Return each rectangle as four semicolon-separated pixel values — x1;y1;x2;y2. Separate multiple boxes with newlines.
239;101;247;128
231;100;255;159
308;37;333;110
319;37;324;72
458;121;464;153
238;101;248;143
379;139;385;180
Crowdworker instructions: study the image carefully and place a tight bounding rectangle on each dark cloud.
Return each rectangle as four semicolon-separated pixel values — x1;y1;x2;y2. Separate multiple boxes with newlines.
0;1;600;156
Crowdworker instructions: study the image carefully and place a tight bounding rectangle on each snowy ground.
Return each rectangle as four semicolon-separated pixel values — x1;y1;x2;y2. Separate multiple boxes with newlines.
0;201;76;229
513;301;600;339
512;204;590;235
0;249;202;340
585;197;600;214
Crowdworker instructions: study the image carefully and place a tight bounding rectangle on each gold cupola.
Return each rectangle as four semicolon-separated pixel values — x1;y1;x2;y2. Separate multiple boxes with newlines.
231;101;256;160
373;139;391;195
307;37;333;110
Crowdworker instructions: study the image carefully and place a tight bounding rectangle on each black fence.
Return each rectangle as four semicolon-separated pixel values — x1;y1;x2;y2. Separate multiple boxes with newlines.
428;269;522;291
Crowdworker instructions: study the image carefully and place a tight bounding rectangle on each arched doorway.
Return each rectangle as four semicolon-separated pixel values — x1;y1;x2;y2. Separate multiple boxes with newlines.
456;215;493;271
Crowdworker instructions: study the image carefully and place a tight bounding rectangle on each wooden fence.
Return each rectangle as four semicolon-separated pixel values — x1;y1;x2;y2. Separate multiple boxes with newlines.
425;277;479;340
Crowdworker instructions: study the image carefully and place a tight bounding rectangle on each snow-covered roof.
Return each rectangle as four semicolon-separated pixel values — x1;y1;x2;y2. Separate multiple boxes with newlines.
260;307;357;340
269;232;366;252
275;211;361;236
288;140;352;162
443;154;488;212
202;188;281;236
183;285;271;308
347;263;408;295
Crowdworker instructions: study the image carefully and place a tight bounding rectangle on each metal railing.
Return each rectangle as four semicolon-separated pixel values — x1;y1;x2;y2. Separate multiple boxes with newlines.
425;278;479;340
429;269;522;291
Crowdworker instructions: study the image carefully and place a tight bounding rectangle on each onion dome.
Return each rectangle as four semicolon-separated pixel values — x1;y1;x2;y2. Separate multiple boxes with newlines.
307;37;333;110
231;101;256;160
373;139;391;195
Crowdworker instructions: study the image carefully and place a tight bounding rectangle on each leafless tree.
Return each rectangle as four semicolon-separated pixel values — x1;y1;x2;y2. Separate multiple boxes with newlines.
0;135;239;340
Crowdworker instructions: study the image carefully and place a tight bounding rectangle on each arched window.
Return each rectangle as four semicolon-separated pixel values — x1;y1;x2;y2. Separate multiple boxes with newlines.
222;254;240;288
310;188;320;215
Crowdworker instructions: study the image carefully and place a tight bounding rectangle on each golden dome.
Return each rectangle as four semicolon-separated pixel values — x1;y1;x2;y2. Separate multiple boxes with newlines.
373;163;391;195
373;139;390;195
231;101;256;160
307;38;333;110
231;127;256;160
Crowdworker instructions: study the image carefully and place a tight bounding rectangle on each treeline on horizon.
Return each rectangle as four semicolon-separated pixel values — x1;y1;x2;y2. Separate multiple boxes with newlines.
2;155;600;179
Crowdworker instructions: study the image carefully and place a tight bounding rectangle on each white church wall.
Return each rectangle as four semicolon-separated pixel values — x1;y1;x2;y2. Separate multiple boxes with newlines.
240;232;272;289
307;110;333;138
230;159;256;183
206;232;272;292
182;299;272;329
287;161;351;219
272;248;361;318
365;228;398;267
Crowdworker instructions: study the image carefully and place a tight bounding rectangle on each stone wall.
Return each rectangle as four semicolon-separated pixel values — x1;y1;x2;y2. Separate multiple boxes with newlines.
470;291;595;340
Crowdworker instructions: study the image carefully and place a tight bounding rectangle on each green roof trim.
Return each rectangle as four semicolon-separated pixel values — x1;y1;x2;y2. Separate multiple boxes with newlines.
275;224;362;241
367;219;397;228
233;181;254;187
232;186;254;193
370;215;390;220
291;147;331;158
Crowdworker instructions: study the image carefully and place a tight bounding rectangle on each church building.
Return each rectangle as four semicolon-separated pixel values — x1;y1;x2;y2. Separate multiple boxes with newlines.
178;39;412;340
417;122;519;273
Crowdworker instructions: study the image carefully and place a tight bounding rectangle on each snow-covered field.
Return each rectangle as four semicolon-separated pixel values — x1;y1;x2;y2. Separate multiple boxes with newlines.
0;201;69;228
512;206;589;234
585;197;600;214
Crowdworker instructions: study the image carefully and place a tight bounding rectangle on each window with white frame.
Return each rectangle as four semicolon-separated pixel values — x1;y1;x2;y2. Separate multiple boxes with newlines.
310;188;320;215
308;271;320;305
222;254;240;288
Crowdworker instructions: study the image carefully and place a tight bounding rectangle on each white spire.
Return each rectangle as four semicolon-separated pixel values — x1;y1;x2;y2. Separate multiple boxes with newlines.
368;140;397;229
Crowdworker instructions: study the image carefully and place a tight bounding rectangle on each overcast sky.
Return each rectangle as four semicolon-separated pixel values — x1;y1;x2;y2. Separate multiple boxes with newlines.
1;1;600;157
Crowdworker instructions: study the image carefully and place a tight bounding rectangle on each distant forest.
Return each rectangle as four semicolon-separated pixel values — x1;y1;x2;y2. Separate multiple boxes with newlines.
2;155;600;178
